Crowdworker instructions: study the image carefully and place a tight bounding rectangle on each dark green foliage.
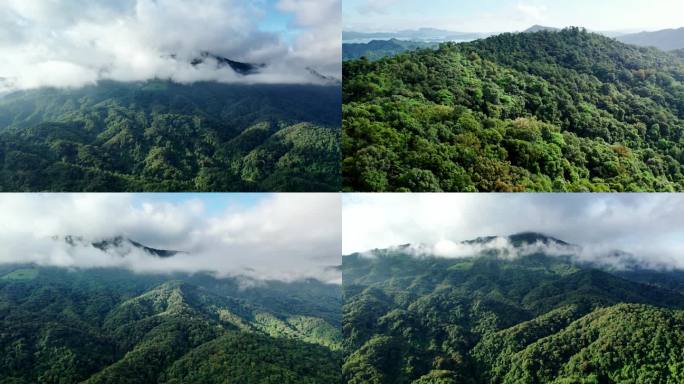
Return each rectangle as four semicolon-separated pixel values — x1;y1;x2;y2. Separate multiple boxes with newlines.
342;28;684;191
161;332;341;384
0;265;341;383
0;80;341;192
343;39;440;61
342;243;684;383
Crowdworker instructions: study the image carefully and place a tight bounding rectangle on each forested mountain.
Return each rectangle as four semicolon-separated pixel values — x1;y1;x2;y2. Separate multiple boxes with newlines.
0;262;342;383
343;28;684;191
342;233;684;383
0;80;341;192
343;39;440;61
617;27;684;51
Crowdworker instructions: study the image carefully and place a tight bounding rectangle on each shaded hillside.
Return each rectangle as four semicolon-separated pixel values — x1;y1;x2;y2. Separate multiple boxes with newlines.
0;265;342;383
0;80;341;192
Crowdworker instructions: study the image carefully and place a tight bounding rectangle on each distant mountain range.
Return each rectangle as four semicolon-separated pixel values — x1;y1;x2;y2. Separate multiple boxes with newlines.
344;25;684;52
343;28;491;42
617;27;684;51
343;39;440;60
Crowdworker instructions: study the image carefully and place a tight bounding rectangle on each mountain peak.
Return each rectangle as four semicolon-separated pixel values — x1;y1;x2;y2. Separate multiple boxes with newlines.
507;232;569;246
190;52;266;75
460;232;569;247
56;235;181;258
524;25;560;33
305;67;341;85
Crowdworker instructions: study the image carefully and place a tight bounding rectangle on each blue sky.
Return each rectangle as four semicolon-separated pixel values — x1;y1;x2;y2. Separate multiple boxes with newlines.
131;193;268;217
257;0;300;41
343;0;684;32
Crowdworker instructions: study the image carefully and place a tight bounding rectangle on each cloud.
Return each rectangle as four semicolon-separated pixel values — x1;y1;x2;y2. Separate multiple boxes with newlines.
515;2;547;22
0;193;341;283
343;194;684;271
356;0;400;15
276;0;342;75
0;0;341;92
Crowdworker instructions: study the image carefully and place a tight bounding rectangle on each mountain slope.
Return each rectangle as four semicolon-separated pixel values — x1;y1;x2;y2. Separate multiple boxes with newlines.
343;28;684;192
618;27;684;51
499;304;684;383
160;332;341;384
0;265;342;383
0;80;341;192
342;234;684;383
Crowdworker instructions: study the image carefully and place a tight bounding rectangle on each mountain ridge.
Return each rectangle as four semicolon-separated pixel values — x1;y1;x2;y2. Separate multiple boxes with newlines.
617;27;684;51
343;232;684;383
0;264;342;383
55;235;182;258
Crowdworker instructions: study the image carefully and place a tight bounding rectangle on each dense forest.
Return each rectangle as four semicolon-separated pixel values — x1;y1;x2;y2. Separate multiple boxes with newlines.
342;233;684;383
0;80;341;192
343;28;684;191
0;264;342;383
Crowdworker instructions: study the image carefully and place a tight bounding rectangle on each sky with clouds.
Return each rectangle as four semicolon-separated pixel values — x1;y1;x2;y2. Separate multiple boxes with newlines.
343;0;684;32
343;194;684;270
0;0;341;92
0;193;341;283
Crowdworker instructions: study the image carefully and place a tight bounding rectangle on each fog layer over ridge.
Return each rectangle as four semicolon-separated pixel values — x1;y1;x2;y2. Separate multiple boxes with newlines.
343;194;684;271
0;194;342;283
0;0;341;91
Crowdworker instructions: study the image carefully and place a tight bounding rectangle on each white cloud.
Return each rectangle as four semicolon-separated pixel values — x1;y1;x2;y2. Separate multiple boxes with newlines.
356;0;400;15
0;0;341;92
0;193;341;283
343;194;684;270
343;0;684;35
515;2;547;22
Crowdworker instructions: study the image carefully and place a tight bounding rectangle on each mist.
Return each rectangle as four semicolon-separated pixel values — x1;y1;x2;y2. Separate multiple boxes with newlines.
0;193;342;284
343;194;684;271
0;0;341;92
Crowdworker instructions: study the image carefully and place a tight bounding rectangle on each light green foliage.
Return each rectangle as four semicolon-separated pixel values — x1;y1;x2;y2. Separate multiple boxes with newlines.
0;268;38;281
343;28;684;191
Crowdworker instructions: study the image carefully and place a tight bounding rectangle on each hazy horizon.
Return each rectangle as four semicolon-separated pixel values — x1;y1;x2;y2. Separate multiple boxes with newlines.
343;0;684;34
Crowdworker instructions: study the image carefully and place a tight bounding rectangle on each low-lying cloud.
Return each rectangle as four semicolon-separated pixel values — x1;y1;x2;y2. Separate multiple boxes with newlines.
0;0;341;92
0;193;341;283
343;194;684;271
